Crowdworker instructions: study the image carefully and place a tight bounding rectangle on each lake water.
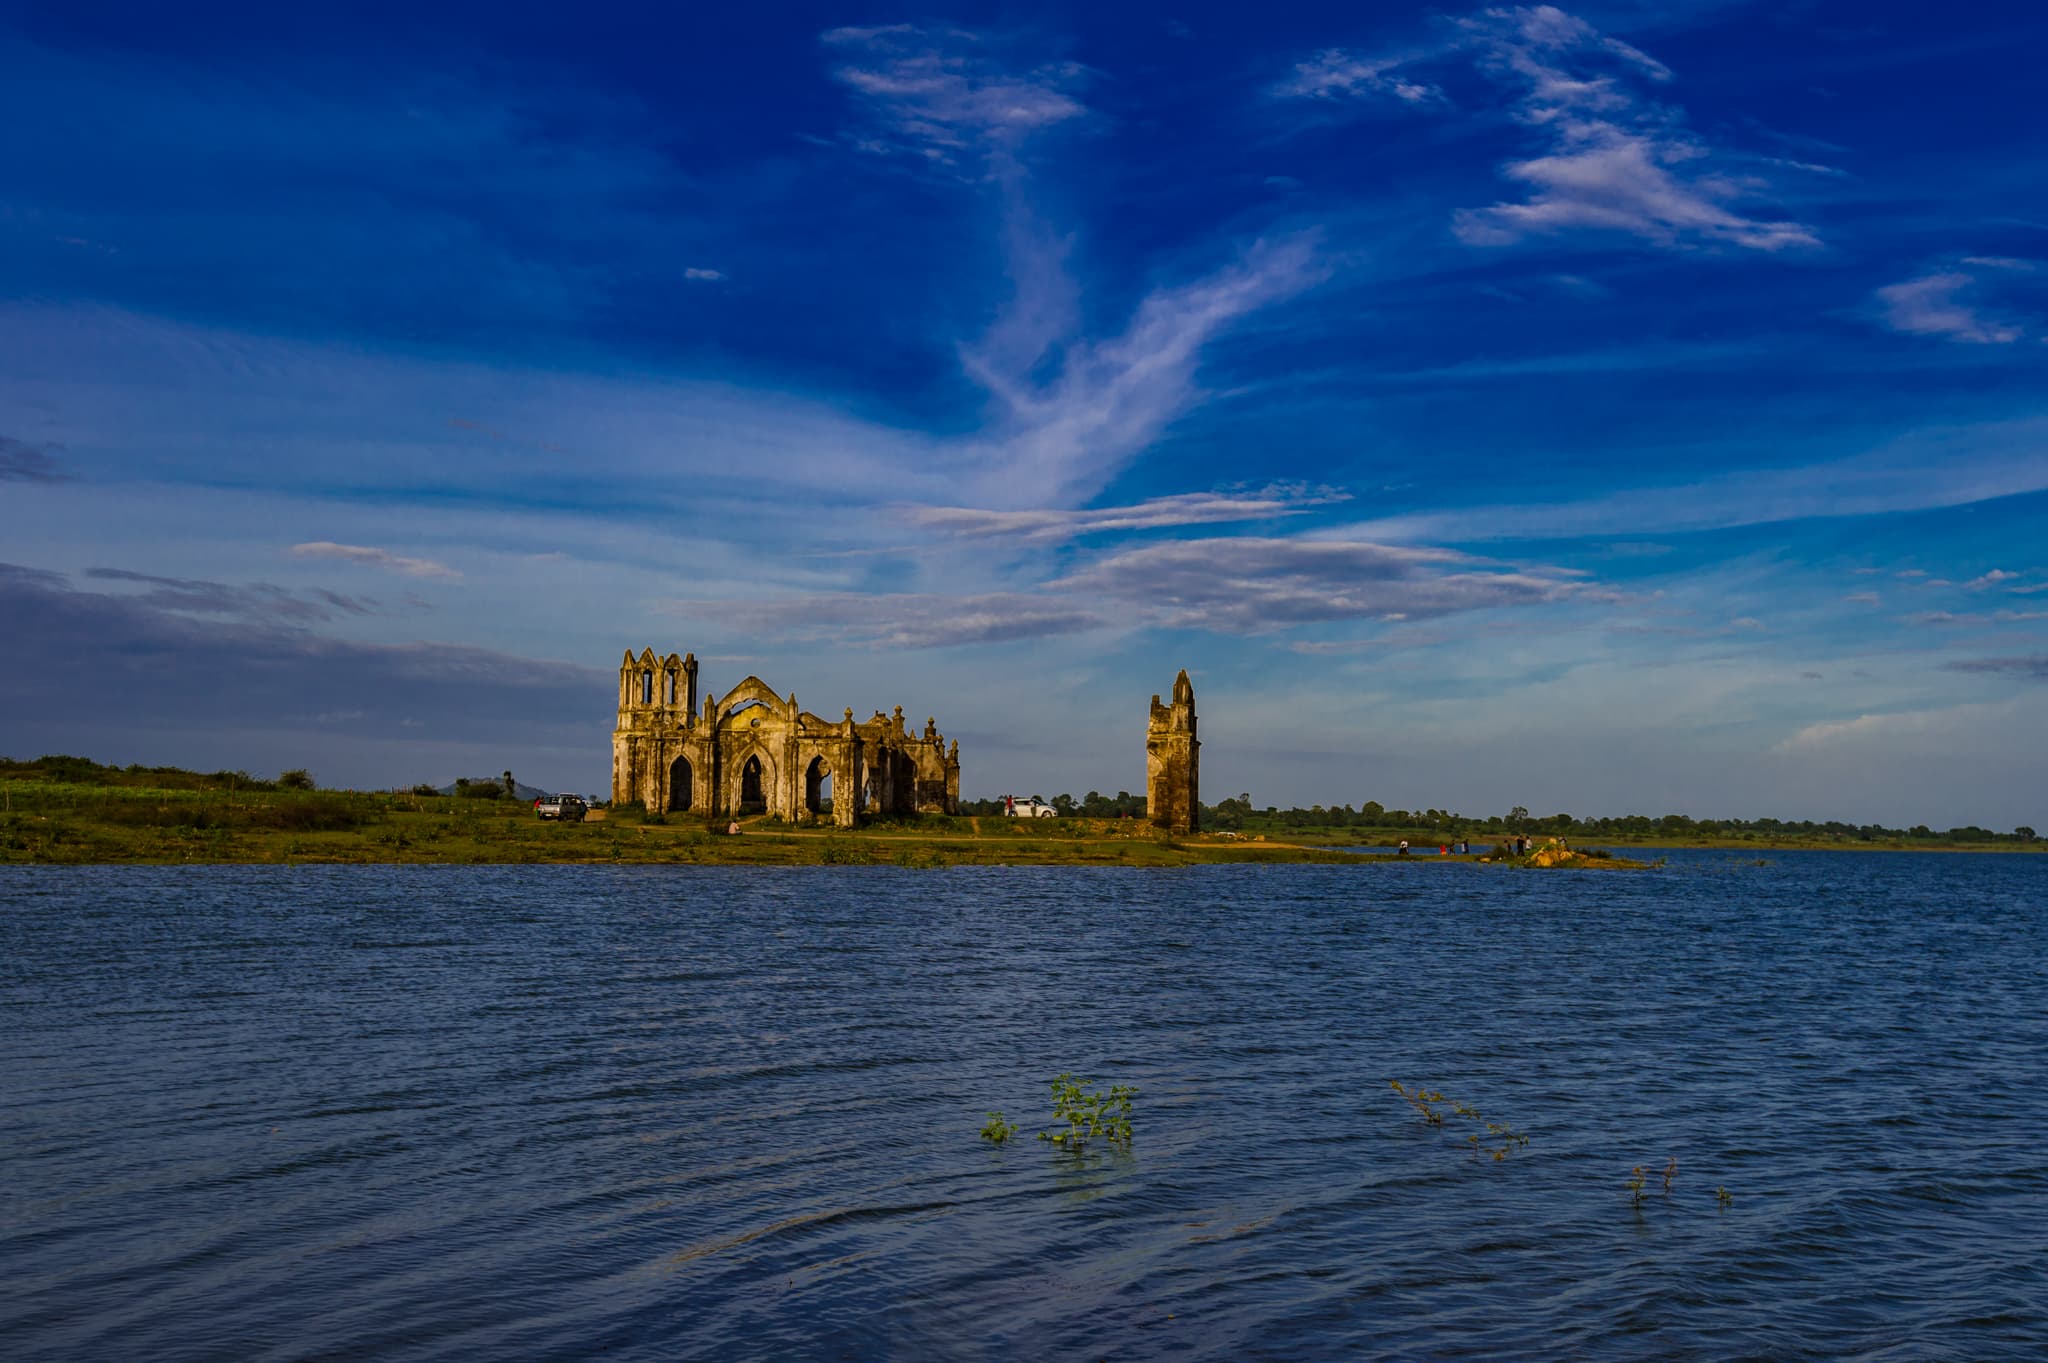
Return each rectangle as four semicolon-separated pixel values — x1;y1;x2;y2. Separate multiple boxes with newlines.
3;853;2045;1360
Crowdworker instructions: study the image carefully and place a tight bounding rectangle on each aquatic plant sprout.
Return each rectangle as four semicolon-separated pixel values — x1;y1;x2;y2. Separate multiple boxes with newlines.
1039;1074;1136;1150
1391;1080;1528;1159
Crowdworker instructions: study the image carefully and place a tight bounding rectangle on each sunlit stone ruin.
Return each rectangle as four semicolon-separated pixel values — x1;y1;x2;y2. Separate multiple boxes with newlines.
1146;669;1200;834
612;650;960;826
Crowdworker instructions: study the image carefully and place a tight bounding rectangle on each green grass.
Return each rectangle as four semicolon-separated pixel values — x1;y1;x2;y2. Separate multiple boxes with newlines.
0;782;1415;866
0;761;1651;868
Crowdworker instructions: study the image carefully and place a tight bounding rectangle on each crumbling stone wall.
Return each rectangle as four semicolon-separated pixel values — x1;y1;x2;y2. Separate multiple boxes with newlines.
1146;668;1200;834
611;649;959;824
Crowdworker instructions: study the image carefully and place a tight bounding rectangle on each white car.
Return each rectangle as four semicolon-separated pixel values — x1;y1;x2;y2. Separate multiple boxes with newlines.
534;793;587;822
1006;796;1058;818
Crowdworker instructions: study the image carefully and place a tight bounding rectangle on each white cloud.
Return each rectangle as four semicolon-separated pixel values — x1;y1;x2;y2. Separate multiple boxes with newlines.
1777;711;1915;750
1056;535;1585;634
1876;272;2022;344
1276;5;1815;252
901;486;1349;543
1275;49;1440;104
1453;125;1817;251
821;24;1087;166
683;267;725;282
1966;569;2019;589
661;534;1587;647
1451;7;1814;251
959;233;1324;507
291;541;462;580
815;27;1318;513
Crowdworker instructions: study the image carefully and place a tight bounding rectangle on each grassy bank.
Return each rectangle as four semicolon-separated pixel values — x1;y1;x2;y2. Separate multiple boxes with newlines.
0;777;1403;867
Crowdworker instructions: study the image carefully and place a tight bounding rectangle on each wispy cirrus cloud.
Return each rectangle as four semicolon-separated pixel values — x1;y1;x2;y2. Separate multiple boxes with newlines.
822;24;1088;166
1945;656;2048;682
960;233;1324;507
82;567;377;624
902;485;1349;543
663;533;1587;647
1054;536;1585;633
1275;49;1441;104
1277;5;1817;252
662;590;1105;650
1906;609;2048;626
292;541;462;580
818;25;1323;513
1450;6;1815;251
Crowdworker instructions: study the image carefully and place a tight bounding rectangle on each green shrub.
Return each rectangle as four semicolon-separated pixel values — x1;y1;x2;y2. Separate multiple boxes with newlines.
247;797;373;832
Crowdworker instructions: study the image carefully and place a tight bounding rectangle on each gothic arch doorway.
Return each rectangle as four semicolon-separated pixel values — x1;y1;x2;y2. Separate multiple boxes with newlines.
668;756;693;812
738;753;769;816
805;757;833;816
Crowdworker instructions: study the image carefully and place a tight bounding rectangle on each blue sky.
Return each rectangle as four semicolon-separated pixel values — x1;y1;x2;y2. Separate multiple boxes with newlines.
3;0;2045;826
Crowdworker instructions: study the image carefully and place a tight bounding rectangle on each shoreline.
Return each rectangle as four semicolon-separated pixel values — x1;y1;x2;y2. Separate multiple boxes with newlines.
4;772;2030;866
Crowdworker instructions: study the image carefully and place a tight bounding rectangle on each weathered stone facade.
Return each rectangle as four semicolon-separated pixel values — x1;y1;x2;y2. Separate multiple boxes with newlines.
1146;669;1199;834
610;649;960;825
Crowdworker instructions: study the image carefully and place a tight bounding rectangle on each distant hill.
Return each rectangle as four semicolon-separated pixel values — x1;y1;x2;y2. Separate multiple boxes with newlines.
436;778;556;803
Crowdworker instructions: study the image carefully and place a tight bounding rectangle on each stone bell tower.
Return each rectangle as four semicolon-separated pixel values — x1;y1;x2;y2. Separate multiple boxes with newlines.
1146;668;1199;834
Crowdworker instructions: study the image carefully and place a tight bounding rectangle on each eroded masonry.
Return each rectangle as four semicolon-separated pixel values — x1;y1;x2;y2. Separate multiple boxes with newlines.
611;650;960;826
1146;669;1200;834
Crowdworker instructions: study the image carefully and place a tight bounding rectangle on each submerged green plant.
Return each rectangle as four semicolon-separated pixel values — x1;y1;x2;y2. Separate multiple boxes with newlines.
1391;1080;1527;1158
1389;1079;1446;1127
1627;1166;1648;1208
980;1111;1017;1145
1038;1073;1137;1150
1716;1185;1733;1208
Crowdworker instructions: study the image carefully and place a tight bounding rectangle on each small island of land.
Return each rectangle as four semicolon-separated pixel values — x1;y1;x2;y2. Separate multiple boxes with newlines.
8;756;2032;868
0;757;1670;868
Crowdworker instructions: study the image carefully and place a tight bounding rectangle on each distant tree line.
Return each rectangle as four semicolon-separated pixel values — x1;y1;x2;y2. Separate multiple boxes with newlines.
1200;795;2037;845
960;784;2038;845
960;791;1149;819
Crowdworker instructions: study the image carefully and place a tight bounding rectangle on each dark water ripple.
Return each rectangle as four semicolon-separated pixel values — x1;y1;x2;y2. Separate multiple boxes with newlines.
2;853;2045;1360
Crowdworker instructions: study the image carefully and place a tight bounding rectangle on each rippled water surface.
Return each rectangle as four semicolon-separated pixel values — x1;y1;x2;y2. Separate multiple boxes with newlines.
4;854;2046;1360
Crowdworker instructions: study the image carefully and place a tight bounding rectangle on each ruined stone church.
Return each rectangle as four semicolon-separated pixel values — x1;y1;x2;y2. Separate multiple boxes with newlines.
611;650;960;826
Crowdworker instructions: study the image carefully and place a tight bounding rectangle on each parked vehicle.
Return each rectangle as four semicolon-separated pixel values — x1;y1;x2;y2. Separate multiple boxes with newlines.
534;793;587;822
1005;795;1059;818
